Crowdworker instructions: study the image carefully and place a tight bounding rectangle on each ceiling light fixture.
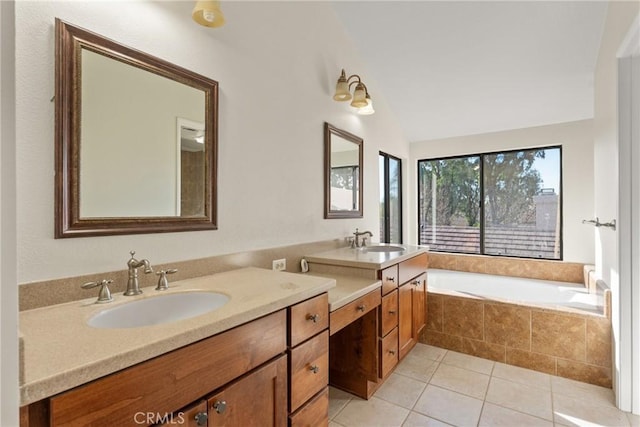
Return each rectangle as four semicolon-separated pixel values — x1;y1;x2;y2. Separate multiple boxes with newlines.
333;69;374;115
192;1;225;28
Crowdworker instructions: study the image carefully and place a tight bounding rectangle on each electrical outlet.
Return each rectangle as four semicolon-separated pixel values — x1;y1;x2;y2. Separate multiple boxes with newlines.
272;258;286;271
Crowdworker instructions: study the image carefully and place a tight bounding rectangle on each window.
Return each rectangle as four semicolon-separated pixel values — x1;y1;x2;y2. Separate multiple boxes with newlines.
380;152;402;243
418;146;562;260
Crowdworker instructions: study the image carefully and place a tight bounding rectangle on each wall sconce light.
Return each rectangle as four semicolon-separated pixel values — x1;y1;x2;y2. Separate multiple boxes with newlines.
192;1;225;28
333;69;375;115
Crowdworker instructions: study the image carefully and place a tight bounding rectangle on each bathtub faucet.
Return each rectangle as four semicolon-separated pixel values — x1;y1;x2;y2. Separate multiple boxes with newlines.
124;251;153;296
351;228;373;248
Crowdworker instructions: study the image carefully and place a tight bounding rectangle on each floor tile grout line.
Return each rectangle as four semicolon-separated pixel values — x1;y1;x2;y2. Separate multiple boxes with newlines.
420;348;557;425
550;373;556;425
372;380;427;412
329;391;353;422
475;360;497;427
329;344;634;427
485;373;557;423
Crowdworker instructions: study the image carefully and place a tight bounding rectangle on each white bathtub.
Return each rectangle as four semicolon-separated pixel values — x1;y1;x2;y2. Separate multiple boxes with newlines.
428;269;602;313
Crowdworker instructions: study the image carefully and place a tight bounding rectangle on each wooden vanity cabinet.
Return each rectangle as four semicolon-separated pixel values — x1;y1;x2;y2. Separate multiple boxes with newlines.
379;289;399;378
164;356;288;427
21;293;332;427
287;294;330;426
398;270;427;360
380;264;398;295
328;289;381;399
380;290;398;336
413;273;427;340
165;355;287;427
288;387;328;427
207;355;288;427
43;310;287;427
159;400;207;427
326;252;427;400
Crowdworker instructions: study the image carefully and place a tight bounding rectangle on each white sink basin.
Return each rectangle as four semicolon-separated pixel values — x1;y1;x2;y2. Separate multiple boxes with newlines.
363;245;406;253
87;292;230;329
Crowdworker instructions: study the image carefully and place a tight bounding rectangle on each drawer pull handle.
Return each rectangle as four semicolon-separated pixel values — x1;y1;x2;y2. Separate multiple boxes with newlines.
386;277;395;282
388;310;396;315
357;304;366;312
194;412;208;426
213;400;227;414
307;313;320;323
411;280;421;286
309;365;320;374
389;350;396;355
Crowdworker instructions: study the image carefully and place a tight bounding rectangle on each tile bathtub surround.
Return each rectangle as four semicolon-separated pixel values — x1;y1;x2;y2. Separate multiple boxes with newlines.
329;344;634;427
424;293;613;388
428;252;585;284
19;239;344;310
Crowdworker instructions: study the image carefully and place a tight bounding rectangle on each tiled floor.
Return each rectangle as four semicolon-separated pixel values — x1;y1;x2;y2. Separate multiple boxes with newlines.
328;343;639;427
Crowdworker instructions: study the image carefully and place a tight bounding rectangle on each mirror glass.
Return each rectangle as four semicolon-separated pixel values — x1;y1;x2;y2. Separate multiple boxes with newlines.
55;19;218;237
324;122;363;218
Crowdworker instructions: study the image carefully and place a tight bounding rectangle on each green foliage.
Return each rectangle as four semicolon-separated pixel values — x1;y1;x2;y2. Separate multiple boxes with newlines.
484;150;545;226
419;150;545;227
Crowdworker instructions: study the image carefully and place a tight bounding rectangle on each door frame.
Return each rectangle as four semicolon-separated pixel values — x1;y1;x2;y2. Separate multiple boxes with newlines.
617;13;640;413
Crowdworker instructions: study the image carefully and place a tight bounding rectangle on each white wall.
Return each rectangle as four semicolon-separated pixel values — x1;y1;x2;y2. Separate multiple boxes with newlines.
14;1;409;284
593;1;639;286
592;0;640;411
1;0;19;424
408;120;595;264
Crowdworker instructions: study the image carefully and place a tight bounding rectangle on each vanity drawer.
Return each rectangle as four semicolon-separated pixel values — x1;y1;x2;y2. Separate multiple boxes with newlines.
379;327;399;379
380;289;398;337
380;264;399;295
398;253;428;284
330;289;381;336
290;330;329;412
289;293;329;347
289;387;329;427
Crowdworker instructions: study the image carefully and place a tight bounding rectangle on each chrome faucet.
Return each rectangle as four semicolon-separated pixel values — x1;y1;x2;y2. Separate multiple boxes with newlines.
124;251;153;296
351;228;373;248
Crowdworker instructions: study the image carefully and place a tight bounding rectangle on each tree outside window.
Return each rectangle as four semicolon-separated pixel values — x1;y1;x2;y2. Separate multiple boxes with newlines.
418;147;561;260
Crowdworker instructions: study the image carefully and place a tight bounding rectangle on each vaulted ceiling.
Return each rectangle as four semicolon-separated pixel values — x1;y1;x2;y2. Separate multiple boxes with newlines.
331;1;608;142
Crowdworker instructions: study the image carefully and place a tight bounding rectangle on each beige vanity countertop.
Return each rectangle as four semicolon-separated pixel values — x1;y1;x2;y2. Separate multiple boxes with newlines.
304;273;381;311
305;244;429;270
19;267;335;406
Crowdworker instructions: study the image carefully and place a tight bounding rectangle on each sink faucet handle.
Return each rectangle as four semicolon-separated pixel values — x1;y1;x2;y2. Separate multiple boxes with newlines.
81;279;114;304
155;269;177;291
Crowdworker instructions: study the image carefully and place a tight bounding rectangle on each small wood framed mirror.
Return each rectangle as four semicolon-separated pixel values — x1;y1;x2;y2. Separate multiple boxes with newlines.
324;122;363;219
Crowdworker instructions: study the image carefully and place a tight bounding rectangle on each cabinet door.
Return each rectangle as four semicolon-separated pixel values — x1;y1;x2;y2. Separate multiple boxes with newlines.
412;273;427;341
398;283;414;360
208;355;287;427
48;310;286;426
159;401;208;427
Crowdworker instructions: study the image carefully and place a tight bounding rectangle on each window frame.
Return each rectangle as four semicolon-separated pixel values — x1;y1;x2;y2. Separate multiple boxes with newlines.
417;145;563;260
380;151;403;244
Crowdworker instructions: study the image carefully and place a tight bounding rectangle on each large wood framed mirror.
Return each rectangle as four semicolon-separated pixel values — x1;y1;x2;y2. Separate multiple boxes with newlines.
324;122;363;219
55;19;218;238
